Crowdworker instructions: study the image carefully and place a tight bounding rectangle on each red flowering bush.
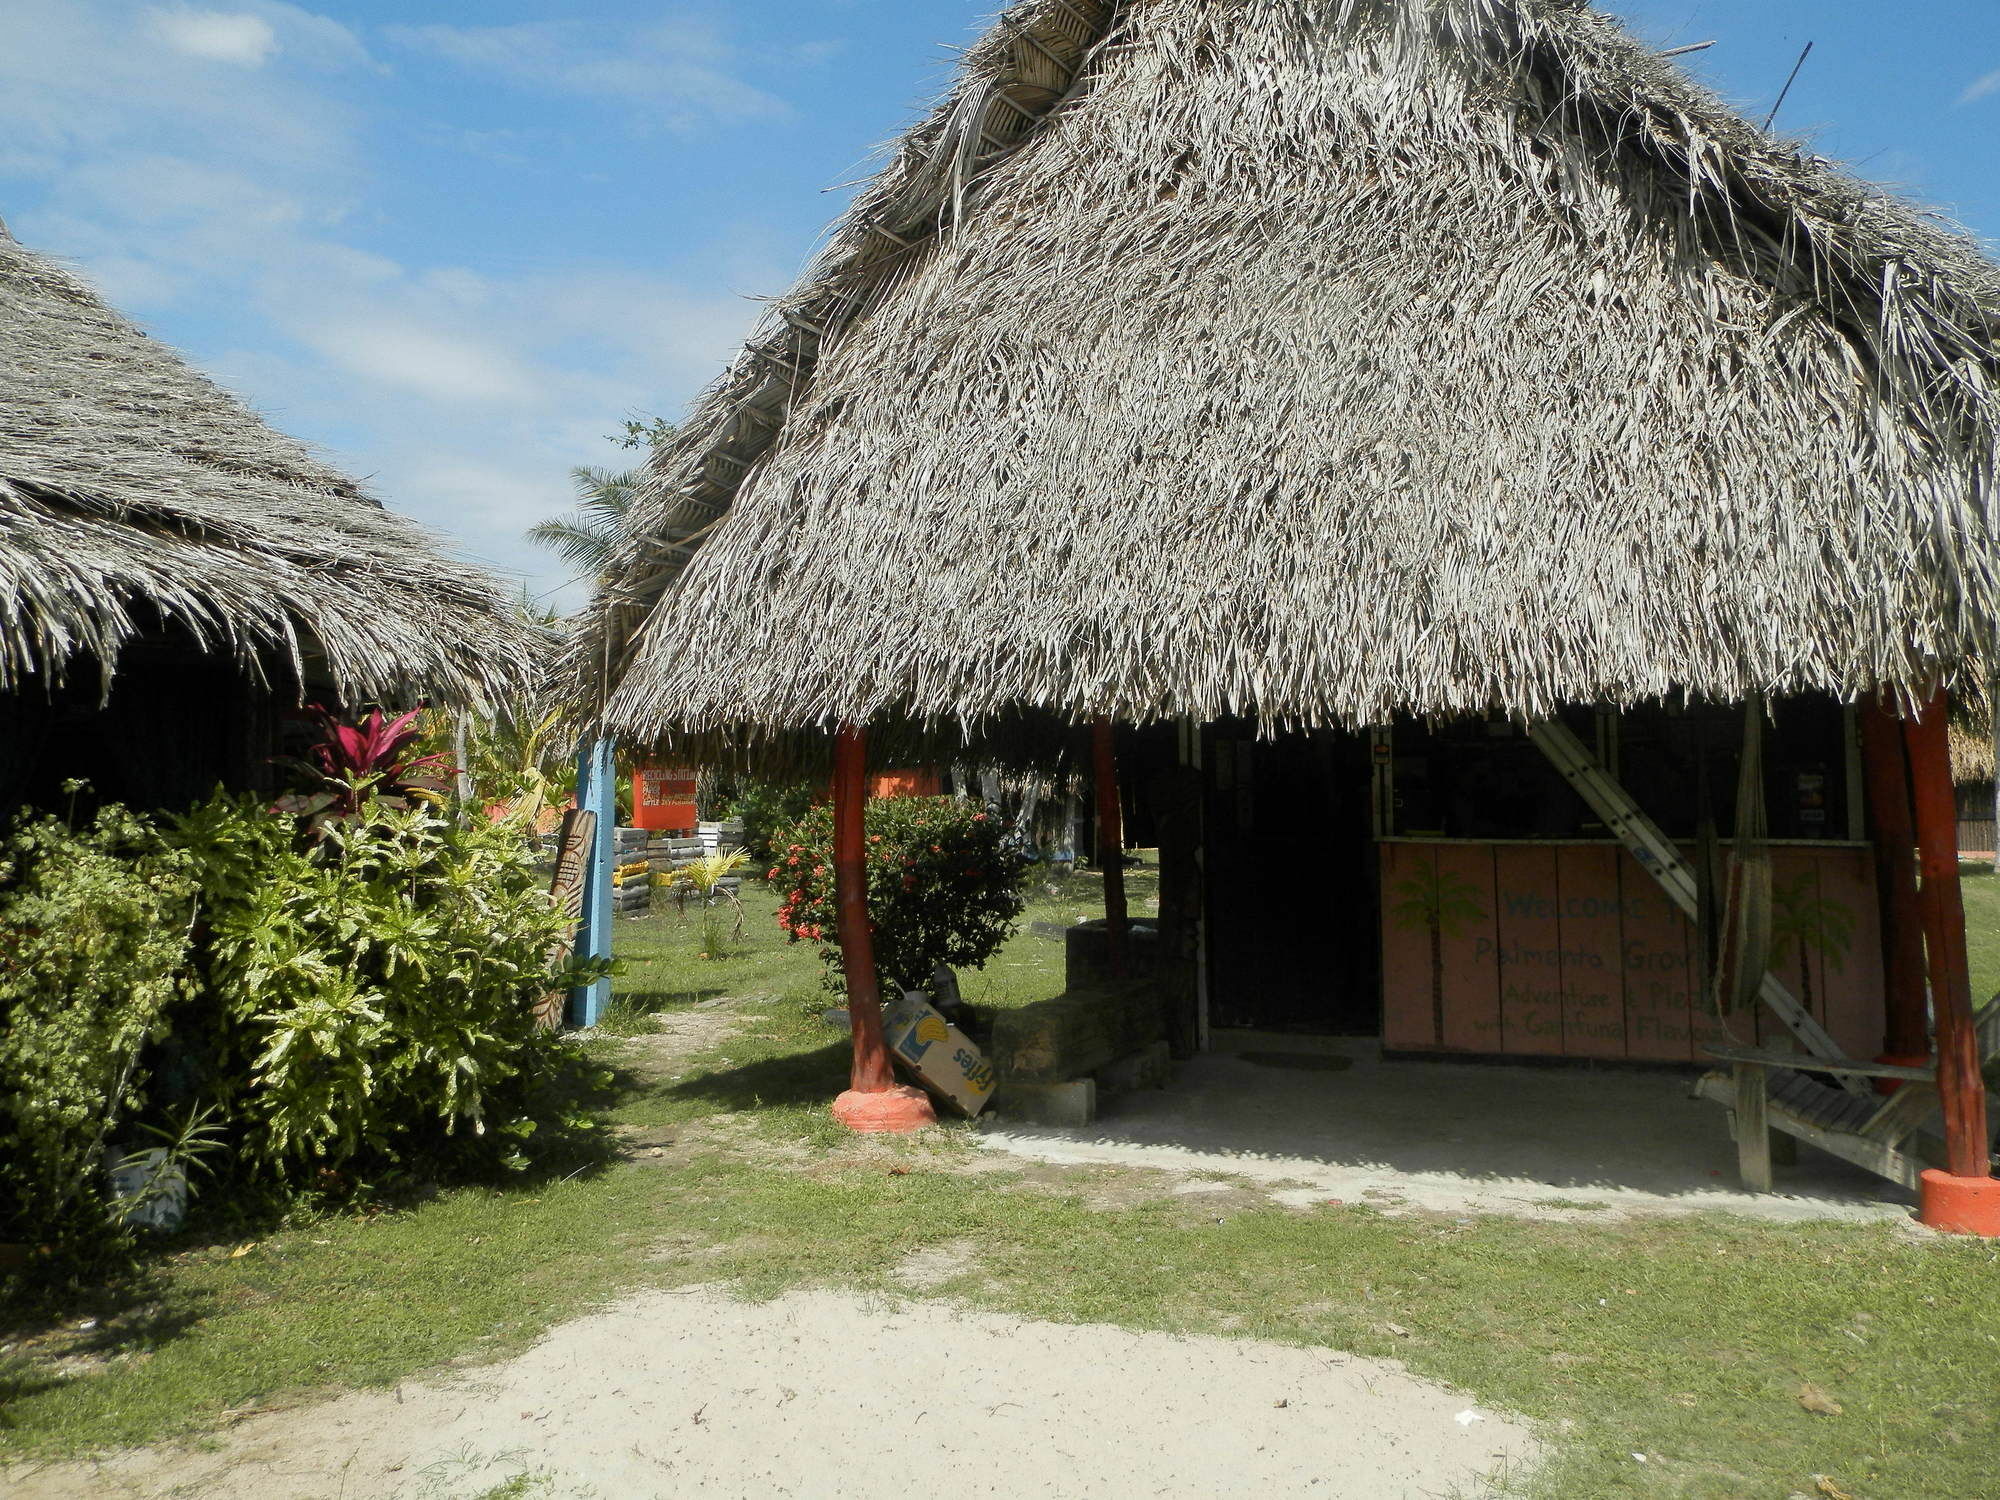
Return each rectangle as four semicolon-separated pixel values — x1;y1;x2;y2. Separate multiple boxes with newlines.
767;797;1025;993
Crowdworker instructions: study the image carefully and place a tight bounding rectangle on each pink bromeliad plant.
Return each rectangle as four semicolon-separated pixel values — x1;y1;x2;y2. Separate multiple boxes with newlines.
275;707;457;831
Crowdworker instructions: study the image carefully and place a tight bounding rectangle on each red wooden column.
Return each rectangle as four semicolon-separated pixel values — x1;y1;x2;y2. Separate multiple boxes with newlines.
1093;717;1129;978
1902;689;1999;1233
829;725;935;1134
1858;697;1931;1073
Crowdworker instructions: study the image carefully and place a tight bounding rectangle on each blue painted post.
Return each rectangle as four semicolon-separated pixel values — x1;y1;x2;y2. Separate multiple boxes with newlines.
568;737;617;1027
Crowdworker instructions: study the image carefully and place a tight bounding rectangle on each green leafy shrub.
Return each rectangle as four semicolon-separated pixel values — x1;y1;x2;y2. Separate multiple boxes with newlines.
0;801;198;1266
3;725;612;1283
712;777;820;867
169;793;608;1183
767;796;1025;992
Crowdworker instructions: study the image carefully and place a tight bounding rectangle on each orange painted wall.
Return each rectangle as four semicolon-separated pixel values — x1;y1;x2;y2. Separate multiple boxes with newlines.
870;768;943;799
1378;842;1885;1062
631;766;698;833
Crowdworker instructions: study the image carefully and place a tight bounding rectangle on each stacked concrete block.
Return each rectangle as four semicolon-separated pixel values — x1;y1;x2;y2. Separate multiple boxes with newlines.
611;826;652;914
984;965;1173;1126
647;834;707;875
697;819;746;856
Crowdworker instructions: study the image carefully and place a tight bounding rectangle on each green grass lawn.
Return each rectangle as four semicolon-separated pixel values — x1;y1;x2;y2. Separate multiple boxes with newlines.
1959;864;2000;1003
5;866;2000;1498
601;858;1160;1031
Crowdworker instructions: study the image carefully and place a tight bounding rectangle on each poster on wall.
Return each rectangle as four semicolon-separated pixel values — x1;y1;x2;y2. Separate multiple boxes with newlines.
632;765;699;833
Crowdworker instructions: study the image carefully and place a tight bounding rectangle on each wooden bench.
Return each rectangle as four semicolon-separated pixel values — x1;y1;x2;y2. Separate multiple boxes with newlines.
1696;999;2000;1192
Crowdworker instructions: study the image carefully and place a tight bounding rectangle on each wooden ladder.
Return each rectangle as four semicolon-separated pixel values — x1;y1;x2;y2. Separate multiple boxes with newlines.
1528;718;1861;1089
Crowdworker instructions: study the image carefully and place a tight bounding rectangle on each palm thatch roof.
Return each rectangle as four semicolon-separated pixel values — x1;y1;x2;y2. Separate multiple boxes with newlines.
582;0;2000;751
1952;710;1995;786
1;226;532;708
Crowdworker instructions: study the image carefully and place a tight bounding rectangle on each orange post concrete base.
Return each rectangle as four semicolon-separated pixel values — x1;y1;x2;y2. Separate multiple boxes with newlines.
1918;1169;2000;1236
1872;1052;1933;1097
832;1085;936;1134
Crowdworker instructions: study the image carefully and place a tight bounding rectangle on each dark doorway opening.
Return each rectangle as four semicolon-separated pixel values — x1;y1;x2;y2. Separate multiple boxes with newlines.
1203;725;1378;1034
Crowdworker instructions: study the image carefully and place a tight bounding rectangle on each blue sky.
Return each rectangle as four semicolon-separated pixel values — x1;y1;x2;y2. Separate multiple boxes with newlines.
2;1;1996;608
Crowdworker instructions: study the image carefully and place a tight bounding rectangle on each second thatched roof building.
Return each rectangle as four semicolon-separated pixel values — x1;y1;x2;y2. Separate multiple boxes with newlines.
1;221;533;812
586;0;2000;740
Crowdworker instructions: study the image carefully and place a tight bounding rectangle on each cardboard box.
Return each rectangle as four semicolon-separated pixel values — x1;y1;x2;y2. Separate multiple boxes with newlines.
883;991;995;1117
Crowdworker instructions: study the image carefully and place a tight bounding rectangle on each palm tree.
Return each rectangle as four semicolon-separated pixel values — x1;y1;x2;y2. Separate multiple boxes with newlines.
527;465;641;578
1769;869;1854;1019
1389;863;1488;1045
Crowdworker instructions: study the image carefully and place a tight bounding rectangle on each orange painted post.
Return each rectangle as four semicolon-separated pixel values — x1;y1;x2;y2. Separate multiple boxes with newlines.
829;724;935;1133
1902;690;1998;1233
1093;717;1129;978
1859;699;1930;1076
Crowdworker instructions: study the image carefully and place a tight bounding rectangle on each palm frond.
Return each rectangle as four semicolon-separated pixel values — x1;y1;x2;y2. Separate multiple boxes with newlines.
526;513;616;570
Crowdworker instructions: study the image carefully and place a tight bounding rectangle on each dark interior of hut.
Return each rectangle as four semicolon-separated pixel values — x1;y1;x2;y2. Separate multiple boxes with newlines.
1190;695;1859;1041
1201;723;1380;1035
0;626;310;818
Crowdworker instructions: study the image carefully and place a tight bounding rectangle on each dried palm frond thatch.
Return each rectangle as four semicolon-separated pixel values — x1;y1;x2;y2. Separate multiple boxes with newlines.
1;231;534;708
1951;712;1995;787
579;0;2000;749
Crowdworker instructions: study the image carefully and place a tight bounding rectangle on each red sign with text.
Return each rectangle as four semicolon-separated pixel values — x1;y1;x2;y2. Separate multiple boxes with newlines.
632;766;698;833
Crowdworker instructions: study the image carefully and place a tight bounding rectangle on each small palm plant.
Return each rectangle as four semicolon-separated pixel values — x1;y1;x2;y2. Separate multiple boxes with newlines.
659;850;752;952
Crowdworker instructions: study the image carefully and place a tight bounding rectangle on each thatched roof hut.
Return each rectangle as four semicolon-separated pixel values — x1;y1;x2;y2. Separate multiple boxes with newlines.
583;0;2000;748
1;225;530;709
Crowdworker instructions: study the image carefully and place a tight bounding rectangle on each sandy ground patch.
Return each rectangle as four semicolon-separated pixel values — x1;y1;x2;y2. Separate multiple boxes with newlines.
603;994;757;1073
7;1287;1539;1500
977;1125;1914;1223
978;1039;1917;1224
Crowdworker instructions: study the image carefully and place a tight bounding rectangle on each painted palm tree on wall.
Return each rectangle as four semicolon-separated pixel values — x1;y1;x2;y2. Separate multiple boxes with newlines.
1389;861;1488;1045
1769;869;1854;1021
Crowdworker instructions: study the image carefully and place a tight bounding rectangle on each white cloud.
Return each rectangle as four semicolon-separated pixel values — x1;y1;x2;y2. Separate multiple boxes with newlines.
1960;68;2000;107
69;155;308;230
254;2;375;72
0;0;769;606
788;40;846;68
386;18;789;130
148;7;277;66
301;322;541;406
0;0;361;211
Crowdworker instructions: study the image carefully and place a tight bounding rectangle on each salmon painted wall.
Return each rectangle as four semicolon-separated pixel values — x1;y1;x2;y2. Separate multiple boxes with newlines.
871;769;943;798
1379;842;1883;1062
631;766;698;832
